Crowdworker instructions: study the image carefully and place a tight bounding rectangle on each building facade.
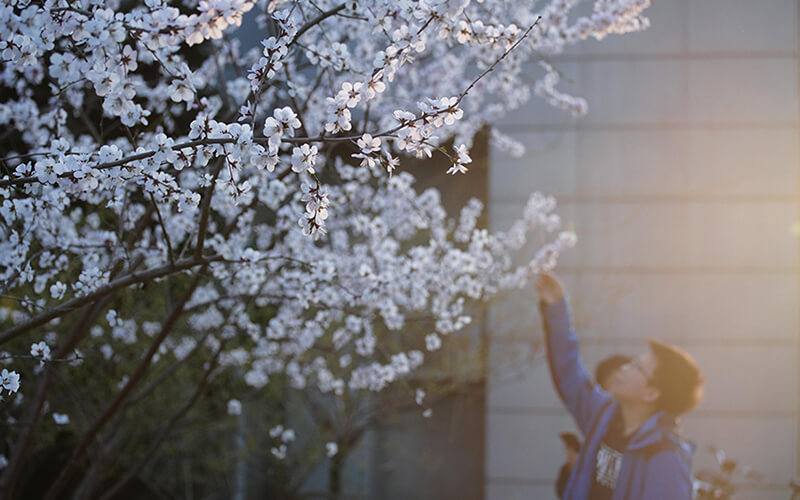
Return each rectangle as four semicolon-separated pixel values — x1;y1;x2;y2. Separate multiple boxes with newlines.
486;2;800;499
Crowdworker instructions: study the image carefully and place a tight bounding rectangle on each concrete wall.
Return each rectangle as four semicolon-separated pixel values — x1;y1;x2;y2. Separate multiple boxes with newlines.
486;2;799;499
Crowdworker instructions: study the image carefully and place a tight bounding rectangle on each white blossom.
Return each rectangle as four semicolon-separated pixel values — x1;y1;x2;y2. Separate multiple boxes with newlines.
30;341;51;362
425;333;441;351
352;134;382;167
271;444;287;459
227;399;242;416
338;82;363;108
291;144;318;174
53;413;70;425
1;370;20;394
415;389;425;405
264;106;301;147
446;144;473;175
50;282;67;299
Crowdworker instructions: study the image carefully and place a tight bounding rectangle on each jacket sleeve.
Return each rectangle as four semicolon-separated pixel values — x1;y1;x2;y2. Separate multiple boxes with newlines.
541;297;611;434
640;450;693;500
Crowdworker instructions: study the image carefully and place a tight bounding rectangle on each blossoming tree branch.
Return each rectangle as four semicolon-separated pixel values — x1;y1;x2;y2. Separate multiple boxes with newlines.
0;0;649;497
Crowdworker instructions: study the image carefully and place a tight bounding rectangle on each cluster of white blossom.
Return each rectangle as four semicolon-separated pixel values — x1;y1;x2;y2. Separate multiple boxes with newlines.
268;424;296;459
0;0;648;493
534;62;589;117
1;369;20;395
191;163;575;398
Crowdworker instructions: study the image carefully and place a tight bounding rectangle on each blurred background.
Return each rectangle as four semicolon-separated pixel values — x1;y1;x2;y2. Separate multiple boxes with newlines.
486;1;800;499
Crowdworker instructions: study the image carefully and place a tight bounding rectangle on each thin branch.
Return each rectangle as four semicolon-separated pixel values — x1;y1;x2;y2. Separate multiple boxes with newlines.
126;329;213;406
0;152;50;163
0;289;121;498
195;162;223;259
0;255;219;347
289;3;346;47
42;270;207;500
0;206;154;496
80;109;103;143
125;282;259;414
69;429;131;500
0;138;227;188
96;342;224;500
455;17;542;107
0;295;44;311
301;67;328;115
0;353;83;363
361;102;371;135
150;193;175;265
0;364;54;497
41;184;257;498
0;248;46;296
284;64;311;139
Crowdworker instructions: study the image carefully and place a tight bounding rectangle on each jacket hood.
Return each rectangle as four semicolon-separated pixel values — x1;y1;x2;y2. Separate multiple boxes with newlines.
626;409;695;462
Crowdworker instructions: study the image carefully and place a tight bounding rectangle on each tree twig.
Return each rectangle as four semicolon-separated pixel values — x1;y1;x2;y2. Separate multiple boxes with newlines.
150;192;175;265
195;162;223;259
42;270;207;500
0;255;219;346
289;3;346;48
0;282;126;498
96;342;224;500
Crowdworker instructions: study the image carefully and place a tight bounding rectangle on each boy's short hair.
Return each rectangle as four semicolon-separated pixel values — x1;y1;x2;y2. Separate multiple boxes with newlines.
559;432;581;452
648;340;705;415
594;354;633;389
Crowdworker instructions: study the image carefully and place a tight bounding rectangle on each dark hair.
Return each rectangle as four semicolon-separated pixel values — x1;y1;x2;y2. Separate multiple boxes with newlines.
594;354;632;390
559;432;581;452
648;340;705;415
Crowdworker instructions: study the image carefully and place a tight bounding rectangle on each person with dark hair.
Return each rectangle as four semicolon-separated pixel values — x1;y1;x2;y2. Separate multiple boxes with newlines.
594;354;632;392
536;272;704;500
556;432;582;498
555;355;631;498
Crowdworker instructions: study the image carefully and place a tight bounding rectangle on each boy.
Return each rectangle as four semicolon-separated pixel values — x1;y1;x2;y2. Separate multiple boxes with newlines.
536;272;704;499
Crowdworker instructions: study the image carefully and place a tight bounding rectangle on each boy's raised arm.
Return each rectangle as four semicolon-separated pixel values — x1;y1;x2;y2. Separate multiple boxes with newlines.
535;272;611;434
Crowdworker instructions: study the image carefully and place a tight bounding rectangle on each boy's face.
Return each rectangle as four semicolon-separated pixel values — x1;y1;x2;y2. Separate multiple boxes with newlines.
609;352;660;405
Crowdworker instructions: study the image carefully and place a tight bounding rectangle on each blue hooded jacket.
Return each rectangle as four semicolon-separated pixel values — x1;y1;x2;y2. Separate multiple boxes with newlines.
542;297;695;500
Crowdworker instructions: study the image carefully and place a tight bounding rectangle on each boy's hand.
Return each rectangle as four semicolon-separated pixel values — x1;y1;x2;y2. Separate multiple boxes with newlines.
535;272;566;305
